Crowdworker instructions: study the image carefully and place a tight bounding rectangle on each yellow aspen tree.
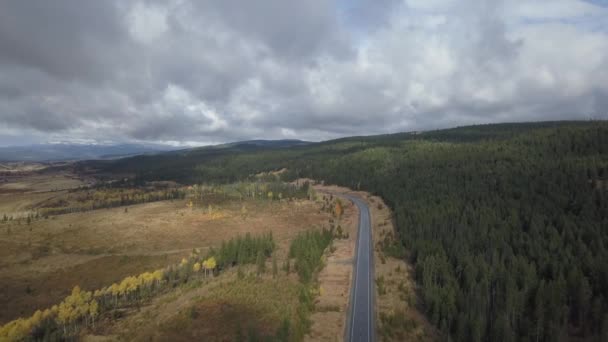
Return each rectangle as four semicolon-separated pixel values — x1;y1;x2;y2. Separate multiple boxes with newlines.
207;257;216;270
117;280;127;299
129;276;137;295
30;310;43;331
110;283;120;306
153;269;164;284
0;319;29;341
193;262;201;272
89;300;99;327
80;301;90;327
202;259;209;277
334;200;343;218
202;257;216;277
136;273;145;289
56;302;72;335
42;308;52;320
139;273;151;296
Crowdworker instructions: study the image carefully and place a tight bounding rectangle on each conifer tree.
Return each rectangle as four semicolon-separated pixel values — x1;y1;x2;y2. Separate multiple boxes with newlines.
256;250;265;276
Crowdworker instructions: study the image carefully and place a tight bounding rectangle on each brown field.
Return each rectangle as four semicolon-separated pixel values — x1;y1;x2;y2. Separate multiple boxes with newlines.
0;191;66;219
0;173;84;193
0;192;331;325
0;162;50;173
0;166;88;219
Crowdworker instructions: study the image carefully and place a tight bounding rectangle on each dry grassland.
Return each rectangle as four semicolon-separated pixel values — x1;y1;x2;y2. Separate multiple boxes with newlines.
0;195;330;325
0;168;87;219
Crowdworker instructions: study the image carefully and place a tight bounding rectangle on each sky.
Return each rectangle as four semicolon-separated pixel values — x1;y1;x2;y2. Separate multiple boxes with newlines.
0;0;607;147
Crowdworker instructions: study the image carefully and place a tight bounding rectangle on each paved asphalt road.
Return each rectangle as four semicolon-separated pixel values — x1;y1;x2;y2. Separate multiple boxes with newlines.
344;194;375;342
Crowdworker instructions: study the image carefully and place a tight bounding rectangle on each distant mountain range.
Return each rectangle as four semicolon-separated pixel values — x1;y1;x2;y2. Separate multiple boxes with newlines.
0;143;177;162
0;140;311;162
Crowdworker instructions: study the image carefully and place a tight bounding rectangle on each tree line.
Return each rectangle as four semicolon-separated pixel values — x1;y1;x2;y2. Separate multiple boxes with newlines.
38;188;186;217
186;180;312;205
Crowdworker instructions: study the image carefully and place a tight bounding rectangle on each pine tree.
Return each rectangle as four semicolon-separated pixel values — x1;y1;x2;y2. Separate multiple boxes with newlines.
256;250;265;276
272;254;278;278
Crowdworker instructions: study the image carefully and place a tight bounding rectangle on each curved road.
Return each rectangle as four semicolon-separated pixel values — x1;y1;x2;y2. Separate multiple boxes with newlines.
343;194;375;342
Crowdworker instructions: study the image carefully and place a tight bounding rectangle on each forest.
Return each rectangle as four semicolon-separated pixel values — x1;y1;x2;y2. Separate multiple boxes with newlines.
93;121;608;341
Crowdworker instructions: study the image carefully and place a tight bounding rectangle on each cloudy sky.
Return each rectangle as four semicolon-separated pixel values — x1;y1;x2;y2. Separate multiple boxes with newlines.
0;0;607;146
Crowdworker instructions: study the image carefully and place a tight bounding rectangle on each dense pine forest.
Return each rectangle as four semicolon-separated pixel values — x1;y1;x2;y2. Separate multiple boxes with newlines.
93;121;608;341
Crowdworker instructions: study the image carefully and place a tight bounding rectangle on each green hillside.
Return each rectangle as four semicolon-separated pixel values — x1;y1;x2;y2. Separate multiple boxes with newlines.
93;121;608;341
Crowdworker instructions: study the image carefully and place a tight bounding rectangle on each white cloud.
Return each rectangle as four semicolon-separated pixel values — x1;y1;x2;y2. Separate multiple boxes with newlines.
0;0;607;145
128;2;168;44
511;0;605;20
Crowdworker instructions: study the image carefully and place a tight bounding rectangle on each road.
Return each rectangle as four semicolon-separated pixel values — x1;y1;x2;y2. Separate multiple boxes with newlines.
344;194;375;342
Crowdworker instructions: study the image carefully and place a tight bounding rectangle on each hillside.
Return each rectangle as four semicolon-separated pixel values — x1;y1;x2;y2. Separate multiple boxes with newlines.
92;121;608;341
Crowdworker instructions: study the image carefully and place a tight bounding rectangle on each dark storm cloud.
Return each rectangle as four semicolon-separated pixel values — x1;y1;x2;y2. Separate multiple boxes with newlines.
191;0;353;62
2;105;74;132
339;0;401;32
0;0;607;145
